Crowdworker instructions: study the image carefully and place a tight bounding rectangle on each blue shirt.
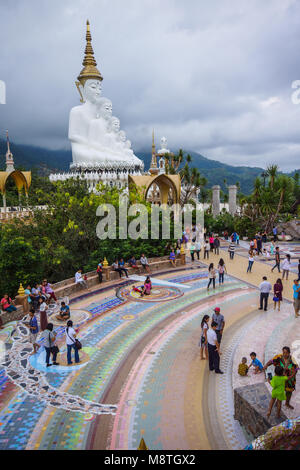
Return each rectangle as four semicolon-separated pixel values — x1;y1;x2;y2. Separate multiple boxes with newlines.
293;284;300;300
251;358;263;370
170;252;175;260
29;316;38;334
61;305;70;315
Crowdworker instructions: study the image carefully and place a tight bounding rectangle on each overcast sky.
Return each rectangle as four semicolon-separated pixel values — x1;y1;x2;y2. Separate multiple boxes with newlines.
1;0;300;170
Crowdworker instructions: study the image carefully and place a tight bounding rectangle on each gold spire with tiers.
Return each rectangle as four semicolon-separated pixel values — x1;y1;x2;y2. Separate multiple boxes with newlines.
149;129;159;175
77;20;103;86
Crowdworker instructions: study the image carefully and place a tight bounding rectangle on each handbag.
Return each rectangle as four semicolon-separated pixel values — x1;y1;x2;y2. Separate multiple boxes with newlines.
49;333;59;354
67;328;82;350
273;296;279;302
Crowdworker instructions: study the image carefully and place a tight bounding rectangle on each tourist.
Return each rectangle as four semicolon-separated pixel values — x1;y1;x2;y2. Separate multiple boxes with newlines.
97;260;103;283
231;232;237;243
119;258;129;278
212;307;225;344
204;240;210;260
141;276;152;297
170;249;176;268
1;294;17;313
199;314;209;360
267;365;288;419
209;234;215;252
213;236;220;255
195;239;201;260
112;259;127;278
253;237;257;254
75;269;88;289
39;282;48;302
247;250;255;273
263;347;298;410
270;241;275;256
249;352;263;374
43;280;58;303
259;276;272;311
207;321;223;374
228;240;235;260
31;283;41;309
238;357;249;376
56;302;71;322
249;239;255;251
217;259;227;284
273;279;283;312
42;323;59;367
140;254;151;273
27;308;40;354
293;280;300;318
273;226;278;242
66;320;80;365
224;230;229;241
236;233;240;245
24;285;33;307
38;297;48;331
297;259;300;281
207;263;216;290
190;242;195;262
128;256;139;270
271;247;281;273
256;234;262;256
262;231;267;244
281;254;291;281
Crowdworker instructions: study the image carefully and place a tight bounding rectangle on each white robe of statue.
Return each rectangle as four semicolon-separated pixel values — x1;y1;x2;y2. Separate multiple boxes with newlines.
68;79;143;168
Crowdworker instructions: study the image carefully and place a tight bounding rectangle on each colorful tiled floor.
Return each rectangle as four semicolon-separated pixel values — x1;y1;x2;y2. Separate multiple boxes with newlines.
0;246;299;450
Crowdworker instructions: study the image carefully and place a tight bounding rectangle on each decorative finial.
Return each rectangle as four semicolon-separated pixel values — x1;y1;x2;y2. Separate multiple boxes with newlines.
18;283;25;296
137;437;149;450
5;130;14;173
103;257;109;267
77;20;103;86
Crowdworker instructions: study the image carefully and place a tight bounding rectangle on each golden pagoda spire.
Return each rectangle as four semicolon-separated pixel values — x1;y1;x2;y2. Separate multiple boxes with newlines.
77;20;103;86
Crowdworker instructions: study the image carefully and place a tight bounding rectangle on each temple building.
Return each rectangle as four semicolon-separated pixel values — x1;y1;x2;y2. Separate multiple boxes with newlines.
0;132;31;211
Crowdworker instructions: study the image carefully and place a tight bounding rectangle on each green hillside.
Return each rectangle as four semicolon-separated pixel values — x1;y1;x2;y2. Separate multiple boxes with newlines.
0;139;298;195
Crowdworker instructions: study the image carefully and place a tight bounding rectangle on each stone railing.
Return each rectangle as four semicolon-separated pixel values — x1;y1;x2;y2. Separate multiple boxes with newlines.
2;254;186;325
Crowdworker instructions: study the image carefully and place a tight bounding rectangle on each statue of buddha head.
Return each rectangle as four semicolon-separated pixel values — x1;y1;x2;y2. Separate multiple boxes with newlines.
101;99;113;120
109;117;120;133
119;130;126;142
81;79;103;105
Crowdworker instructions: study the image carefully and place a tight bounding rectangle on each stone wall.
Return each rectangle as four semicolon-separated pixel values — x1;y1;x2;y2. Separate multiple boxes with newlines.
234;382;287;439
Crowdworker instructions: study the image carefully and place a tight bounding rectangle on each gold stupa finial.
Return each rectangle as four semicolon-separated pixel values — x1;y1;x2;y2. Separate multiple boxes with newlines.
77;20;103;87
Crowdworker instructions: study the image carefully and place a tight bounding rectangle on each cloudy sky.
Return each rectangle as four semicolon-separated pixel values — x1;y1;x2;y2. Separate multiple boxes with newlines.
1;0;300;170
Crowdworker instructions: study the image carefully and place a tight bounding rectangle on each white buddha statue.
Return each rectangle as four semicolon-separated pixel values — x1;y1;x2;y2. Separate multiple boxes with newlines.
157;136;171;155
68;21;143;170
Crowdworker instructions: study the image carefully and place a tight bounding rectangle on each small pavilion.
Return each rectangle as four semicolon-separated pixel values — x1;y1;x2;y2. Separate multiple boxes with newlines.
129;132;181;205
0;132;31;211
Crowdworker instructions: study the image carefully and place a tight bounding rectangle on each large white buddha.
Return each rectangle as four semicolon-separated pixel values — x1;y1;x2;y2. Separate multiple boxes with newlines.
68;21;143;171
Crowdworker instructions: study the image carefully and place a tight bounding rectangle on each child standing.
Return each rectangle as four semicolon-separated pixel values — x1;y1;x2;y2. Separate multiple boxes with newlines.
249;352;263;374
238;357;249;376
267;365;288;419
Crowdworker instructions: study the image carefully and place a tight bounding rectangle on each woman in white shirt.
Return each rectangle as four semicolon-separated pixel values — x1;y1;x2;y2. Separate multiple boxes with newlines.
207;263;216;290
282;254;291;280
247;250;255;273
199;315;209;360
66;320;80;365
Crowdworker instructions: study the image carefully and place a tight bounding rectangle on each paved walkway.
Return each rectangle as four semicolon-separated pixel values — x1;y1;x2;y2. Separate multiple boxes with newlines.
0;245;299;450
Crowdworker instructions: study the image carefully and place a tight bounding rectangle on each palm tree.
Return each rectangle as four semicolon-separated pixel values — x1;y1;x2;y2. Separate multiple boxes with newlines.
267;164;278;190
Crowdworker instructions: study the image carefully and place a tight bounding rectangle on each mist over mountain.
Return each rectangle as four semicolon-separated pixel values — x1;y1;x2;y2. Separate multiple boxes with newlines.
0;139;298;195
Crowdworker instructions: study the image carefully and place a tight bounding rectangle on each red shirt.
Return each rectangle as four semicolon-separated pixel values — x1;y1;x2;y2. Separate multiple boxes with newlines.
1;297;12;310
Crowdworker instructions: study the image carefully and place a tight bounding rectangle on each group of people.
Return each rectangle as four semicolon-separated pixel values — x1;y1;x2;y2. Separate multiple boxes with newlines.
199;307;225;374
238;347;298;417
207;259;227;289
24;309;80;366
112;254;151;278
258;275;300;318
